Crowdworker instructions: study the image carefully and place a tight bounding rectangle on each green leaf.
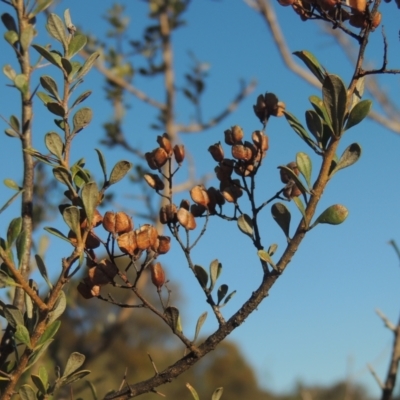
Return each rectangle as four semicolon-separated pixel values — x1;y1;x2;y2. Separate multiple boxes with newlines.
268;243;278;257
81;182;99;228
7;217;22;247
47;102;65;117
53;166;72;187
30;0;53;17
16;229;28;267
64;9;73;30
217;284;228;305
62;206;81;239
32;44;61;67
258;249;279;272
15;324;31;348
0;270;18;288
311;204;348;228
14;74;28;95
237;214;253;239
194;265;208;288
39;366;49;391
46;13;67;49
271;202;291;239
4;30;18;46
164;306;181;333
37;320;61;347
71;165;90;188
331;143;361;176
3;304;24;328
36;91;53;105
186;383;200;400
44;227;71;243
292;196;307;222
95;148;107;180
63;352;85;378
345;99;372;131
309;95;333;132
19;384;36;400
71;90;92;109
278;165;309;195
59;370;91;387
45;132;64;159
0;189;24;215
284;111;319;152
3;64;17;80
305;110;322;144
296;152;312;188
322;74;347;137
40;75;60;101
293;50;326;84
31;372;47;394
108;160;132;185
10;115;20;132
1;12;17;31
209;259;222;291
4;178;19;190
26;340;53;371
76;51;100;80
222;290;236;306
47;290;66;324
349;77;365;110
72;107;92;133
4;128;19;138
61;57;73;75
68;34;87;58
35;254;53;289
212;387;224;400
20;26;36;51
193;312;207;342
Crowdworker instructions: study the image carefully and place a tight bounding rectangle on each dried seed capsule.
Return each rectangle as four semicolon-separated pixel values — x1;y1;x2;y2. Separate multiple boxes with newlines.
278;0;296;6
159;203;177;224
145;151;159;170
77;278;96;299
173;144;185;164
177;208;197;230
180;199;191;211
157;133;173;155
231;144;253;161
144;173;165;191
252;130;269;152
280;162;299;183
191;203;207;217
208;142;224;162
283;181;302;199
371;11;381;30
190;185;210;207
103;211;133;235
135;224;158;251
231;125;244;142
88;259;118;286
117;231;138;255
150;262;166;290
80;208;103;229
348;0;366;12
153;147;169;168
207;186;225;207
221;186;243;203
156;235;171;254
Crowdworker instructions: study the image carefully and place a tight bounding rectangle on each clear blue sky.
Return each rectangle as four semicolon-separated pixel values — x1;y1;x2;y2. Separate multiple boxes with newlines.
1;0;400;397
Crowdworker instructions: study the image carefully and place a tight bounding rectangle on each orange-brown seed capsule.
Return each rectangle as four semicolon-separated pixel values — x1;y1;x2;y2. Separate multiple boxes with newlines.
159;203;178;224
371;11;381;30
280;162;299;183
173;144;185;165
252;131;269;152
191;203;207;217
117;231;138;255
190;185;210;207
157;133;173;155
80;208;103;229
144;173;165;191
221;186;243;203
135;224;158;251
177;208;197;230
157;235;171;254
208;142;225;162
153;147;169;168
103;211;133;235
231;125;244;143
145;151;158;170
277;0;296;6
77;279;95;299
231;144;253;161
150;262;166;290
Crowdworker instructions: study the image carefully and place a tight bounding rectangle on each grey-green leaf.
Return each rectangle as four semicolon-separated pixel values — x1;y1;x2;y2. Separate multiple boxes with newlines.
237;214;253;239
15;324;31;348
284;111;319;152
4;30;18;46
63;352;85;378
30;0;53;17
4;178;19;190
81;182;99;228
296;152;312;188
186;383;200;400
45;132;64;159
217;284;228;305
76;51;100;80
293;50;326;84
47;102;65;117
332;143;361;175
7;217;22;247
345;99;372;131
311;204;348;228
71;90;92;109
271;202;291;238
95;148;107;179
212;387;224;400
62;206;81;238
3;64;17;80
194;265;208;288
322;74;347;137
278;165;309;195
3;304;24;328
31;373;47;394
20;26;36;51
258;250;279;272
46;13;67;49
108;161;132;185
37;320;61;346
47;290;66;324
14;74;28;95
53;166;72;187
209;259;222;291
222;290;236;306
19;385;36;400
32;44;61;67
292;196;307;223
40;75;60;100
164;306;181;333
36;91;53;105
59;370;91;387
72;107;92;133
35;254;53;289
16;229;27;267
194;311;207;342
68;34;87;58
44;227;71;243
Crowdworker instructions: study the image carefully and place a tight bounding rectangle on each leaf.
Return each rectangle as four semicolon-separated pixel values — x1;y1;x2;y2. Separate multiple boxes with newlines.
26;340;53;371
71;90;92;109
36;91;53;105
268;243;278;256
76;51;100;80
349;77;365;110
237;214;253;238
278;165;309;195
68;34;87;58
31;373;47;394
186;383;200;400
47;290;66;324
7;217;22;247
14;74;28;95
45;132;64;159
46;13;67;49
72;107;92;133
258;249;279;272
271;202;291;238
4;178;19;190
19;385;36;400
62;206;81;239
0;190;24;215
322;74;347;137
222;290;236;306
35;254;53;289
209;259;222;291
311;204;348;228
293;50;326;84
37;320;61;346
0;270;18;288
164;306;181;333
61;58;72;75
296;152;312;188
59;370;91;387
108;161;132;185
40;75;60;101
81;182;99;227
194;265;208;288
193;312;207;342
3;64;17;80
4;128;19;138
345;99;372;131
53;166;72;187
332;143;361;175
3;304;24;328
284;111;319;152
305;110;322;143
47;102;65;117
212;387;224;400
217;284;228;305
30;0;53;17
44;227;71;243
32;44;61;67
1;13;17;31
95;148;107;179
4;30;18;46
10;115;20;132
63;352;85;378
292;196;307;223
20;25;36;51
16;229;28;267
15;324;31;348
309;95;333;132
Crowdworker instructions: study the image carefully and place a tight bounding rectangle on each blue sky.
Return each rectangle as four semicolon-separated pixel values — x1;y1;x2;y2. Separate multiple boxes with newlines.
1;0;400;397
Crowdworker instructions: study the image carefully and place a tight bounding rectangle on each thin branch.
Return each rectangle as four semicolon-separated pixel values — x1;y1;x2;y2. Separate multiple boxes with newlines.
376;308;396;332
368;363;385;390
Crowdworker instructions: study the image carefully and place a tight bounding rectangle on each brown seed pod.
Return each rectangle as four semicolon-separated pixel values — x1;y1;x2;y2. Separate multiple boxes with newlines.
103;211;133;235
190;185;210;207
77;279;96;299
157;133;173;155
231;144;253;161
234;162;255;177
191;203;207;217
80;208;103;229
177;208;197;230
86;249;97;268
153;147;169;168
207;186;225;207
317;0;340;9
173;144;185;165
231;125;244;143
252;130;269;152
85;231;101;249
348;0;366;12
135;224;158;251
156;235;171;254
371;11;381;30
87;259;118;285
150;262;166;290
221;186;243;203
208;142;224;162
145;151;159;170
159;203;178;224
144;173;165;191
180;199;191;211
280;162;299;183
117;231;138;255
283;181;302;199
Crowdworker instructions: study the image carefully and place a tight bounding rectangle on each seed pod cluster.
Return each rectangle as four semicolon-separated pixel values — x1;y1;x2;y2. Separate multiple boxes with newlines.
253;92;286;125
